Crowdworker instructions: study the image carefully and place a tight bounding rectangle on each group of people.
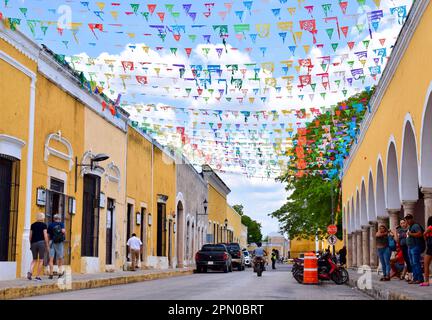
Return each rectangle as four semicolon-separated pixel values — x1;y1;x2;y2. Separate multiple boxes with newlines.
28;213;66;281
376;214;432;286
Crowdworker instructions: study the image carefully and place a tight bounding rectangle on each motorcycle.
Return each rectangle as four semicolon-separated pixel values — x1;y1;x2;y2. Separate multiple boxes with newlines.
253;256;266;277
292;252;349;285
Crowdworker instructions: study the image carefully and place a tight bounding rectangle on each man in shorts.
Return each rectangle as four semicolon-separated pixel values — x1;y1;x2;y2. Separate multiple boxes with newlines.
47;214;66;279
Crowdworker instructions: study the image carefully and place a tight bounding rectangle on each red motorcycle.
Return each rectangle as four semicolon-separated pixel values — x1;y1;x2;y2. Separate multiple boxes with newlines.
292;252;349;285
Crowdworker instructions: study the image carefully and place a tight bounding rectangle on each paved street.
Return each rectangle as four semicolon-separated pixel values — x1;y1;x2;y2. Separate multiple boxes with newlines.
21;264;370;300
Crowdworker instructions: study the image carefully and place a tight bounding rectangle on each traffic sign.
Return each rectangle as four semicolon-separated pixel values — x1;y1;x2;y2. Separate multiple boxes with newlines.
327;235;338;245
327;224;337;235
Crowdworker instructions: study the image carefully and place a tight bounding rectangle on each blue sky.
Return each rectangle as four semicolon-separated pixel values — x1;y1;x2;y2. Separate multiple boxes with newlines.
1;0;412;233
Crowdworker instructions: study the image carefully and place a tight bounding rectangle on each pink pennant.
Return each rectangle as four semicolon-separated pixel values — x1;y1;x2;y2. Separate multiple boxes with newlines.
347;41;355;50
148;4;157;15
218;11;227;20
339;1;348;14
379;38;386;46
235;34;243;41
173;34;181;41
185;48;192;58
157;12;165;22
203;11;211;18
304;5;314;15
340;26;349;38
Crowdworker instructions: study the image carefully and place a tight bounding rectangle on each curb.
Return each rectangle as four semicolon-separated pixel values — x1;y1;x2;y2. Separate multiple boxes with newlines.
0;269;193;300
346;275;415;300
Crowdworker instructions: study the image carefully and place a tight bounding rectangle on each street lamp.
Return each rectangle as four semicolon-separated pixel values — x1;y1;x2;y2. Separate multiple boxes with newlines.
75;153;110;192
196;199;208;243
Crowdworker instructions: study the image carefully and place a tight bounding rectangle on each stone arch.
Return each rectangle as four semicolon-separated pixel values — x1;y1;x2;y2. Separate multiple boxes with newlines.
420;82;432;187
400;115;419;201
367;169;376;222
44;131;74;170
360;179;368;226
386;138;400;209
355;189;360;230
376;157;386;218
175;194;185;268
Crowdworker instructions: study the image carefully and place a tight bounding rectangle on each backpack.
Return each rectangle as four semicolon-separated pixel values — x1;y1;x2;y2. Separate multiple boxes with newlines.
388;235;396;251
52;223;65;243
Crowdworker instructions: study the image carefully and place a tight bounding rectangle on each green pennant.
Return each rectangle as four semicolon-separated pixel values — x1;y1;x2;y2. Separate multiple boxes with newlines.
19;8;28;17
171;12;180;19
158;33;166;42
342;89;348;97
347;60;355;68
321;63;327;71
208;88;214;95
357;0;366;6
226;97;232;102
188;34;197;42
8;18;21;31
41;25;48;35
141;12;150;21
185;88;192;94
326;28;334;40
335;79;341;87
320;92;326;99
362;40;370;49
310;83;316;92
27;20;36;36
130;4;139;14
165;4;174;12
170;47;177;55
331;43;338;52
356;23;365;33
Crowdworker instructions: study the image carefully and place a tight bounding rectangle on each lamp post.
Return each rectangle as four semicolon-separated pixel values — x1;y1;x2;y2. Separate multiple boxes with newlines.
196;199;208;242
75;153;110;193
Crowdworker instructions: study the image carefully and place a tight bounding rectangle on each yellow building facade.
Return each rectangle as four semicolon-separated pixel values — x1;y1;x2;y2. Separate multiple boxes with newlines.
0;19;250;279
341;1;432;267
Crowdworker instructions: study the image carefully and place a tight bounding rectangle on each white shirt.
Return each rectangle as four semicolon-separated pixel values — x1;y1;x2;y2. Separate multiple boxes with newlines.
127;236;142;250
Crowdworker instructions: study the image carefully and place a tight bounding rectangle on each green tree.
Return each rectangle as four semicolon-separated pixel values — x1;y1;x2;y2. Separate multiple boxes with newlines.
233;204;263;243
270;89;374;240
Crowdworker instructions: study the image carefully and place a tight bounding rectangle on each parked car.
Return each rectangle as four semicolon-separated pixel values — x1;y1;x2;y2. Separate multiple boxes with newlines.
220;243;245;271
195;244;233;273
243;250;252;267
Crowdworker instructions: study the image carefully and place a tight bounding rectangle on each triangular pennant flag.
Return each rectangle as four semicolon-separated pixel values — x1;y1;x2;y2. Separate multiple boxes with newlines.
130;4;140;14
185;48;192;57
326;28;334;40
331;43;338;52
379;38;386;46
340;26;349;38
147;4;157;15
19;8;27;17
362;40;370;49
347;41;355;50
111;11;119;20
157;12;165;22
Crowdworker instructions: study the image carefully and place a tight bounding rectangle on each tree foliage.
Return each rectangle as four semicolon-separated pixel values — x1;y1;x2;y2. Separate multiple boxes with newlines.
233;204;263;243
270;89;374;240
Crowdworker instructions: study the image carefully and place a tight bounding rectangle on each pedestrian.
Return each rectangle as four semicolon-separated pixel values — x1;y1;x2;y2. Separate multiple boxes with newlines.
338;246;347;266
271;250;276;269
394;219;412;281
376;224;391;281
420;216;432;287
27;213;49;281
390;243;405;279
47;214;66;279
127;233;142;271
405;214;425;284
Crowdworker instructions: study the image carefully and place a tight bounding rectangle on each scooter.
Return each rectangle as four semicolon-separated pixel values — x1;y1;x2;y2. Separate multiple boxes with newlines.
253;257;266;277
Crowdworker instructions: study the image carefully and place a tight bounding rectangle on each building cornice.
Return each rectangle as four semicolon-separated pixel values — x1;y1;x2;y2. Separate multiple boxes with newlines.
342;0;430;177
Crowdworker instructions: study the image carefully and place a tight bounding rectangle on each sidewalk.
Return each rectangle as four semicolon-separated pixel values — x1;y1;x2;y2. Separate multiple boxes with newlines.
0;267;193;300
347;269;432;300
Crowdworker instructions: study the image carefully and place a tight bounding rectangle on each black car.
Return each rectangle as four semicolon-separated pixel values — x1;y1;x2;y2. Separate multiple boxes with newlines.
219;243;245;271
195;244;233;273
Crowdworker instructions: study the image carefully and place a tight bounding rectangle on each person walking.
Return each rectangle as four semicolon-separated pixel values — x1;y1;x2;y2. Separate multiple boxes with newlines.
47;214;66;279
376;224;391;281
271;250;277;270
127;233;142;271
395;219;412;281
27;213;49;281
420;216;432;287
405;214;425;284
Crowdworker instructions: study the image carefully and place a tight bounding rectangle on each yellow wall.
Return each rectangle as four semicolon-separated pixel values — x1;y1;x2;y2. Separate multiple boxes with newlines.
226;205;242;243
126;128;152;259
0;38;36;276
342;3;432;215
31;74;85;273
289;237;344;258
208;184;227;242
151;146;176;260
83;108;127;271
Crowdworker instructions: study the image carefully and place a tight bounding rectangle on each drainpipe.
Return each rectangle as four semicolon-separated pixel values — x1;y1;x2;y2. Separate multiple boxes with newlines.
151;144;154;257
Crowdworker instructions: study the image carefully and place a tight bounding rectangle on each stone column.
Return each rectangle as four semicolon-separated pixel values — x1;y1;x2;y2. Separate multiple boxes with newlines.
356;231;363;266
347;234;353;267
387;209;400;232
421;188;432;227
369;221;377;267
351;232;357;267
361;225;370;266
402;200;417;217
